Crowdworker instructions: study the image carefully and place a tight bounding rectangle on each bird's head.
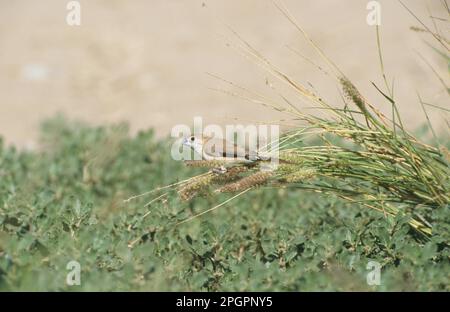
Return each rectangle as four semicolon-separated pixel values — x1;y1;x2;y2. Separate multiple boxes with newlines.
182;135;204;154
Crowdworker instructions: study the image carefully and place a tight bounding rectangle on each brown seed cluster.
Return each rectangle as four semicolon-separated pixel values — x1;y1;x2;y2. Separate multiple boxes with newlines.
212;166;249;183
184;160;227;168
216;171;272;193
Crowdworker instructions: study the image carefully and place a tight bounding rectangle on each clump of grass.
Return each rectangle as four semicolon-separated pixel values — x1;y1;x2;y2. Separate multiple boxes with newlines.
130;1;449;239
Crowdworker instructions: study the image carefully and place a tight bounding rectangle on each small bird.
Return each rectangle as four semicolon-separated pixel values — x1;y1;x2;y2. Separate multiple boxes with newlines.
182;135;258;162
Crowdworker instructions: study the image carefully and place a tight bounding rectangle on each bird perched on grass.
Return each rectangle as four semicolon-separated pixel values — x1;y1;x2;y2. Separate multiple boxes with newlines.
182;134;282;174
182;135;258;162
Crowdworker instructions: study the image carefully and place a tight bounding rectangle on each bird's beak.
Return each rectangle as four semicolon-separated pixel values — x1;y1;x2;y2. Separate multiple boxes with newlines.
181;137;188;146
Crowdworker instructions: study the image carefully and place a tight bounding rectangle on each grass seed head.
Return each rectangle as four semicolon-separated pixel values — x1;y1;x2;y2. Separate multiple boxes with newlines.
216;171;272;193
283;168;316;183
184;160;227;168
279;151;305;165
179;174;214;201
440;147;450;163
339;77;367;114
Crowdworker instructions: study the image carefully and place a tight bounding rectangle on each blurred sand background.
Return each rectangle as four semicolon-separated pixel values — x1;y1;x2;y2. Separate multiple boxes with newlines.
0;0;448;148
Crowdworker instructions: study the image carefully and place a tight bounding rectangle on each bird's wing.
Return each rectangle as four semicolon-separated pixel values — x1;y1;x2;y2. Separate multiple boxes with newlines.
203;137;249;159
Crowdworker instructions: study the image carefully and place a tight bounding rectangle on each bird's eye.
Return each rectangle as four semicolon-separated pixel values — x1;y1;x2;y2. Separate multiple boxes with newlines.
190;136;195;142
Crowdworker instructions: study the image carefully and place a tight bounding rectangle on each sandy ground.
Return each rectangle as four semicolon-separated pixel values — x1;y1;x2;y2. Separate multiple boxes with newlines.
0;0;448;148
